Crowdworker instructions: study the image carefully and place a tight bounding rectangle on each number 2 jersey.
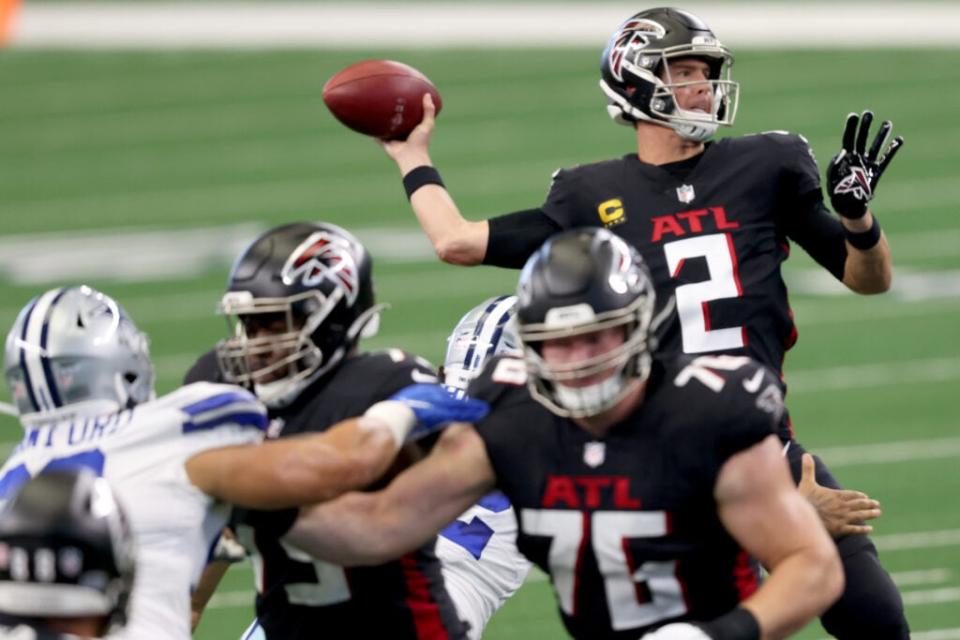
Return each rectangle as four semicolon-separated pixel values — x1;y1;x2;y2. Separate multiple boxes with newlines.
540;133;833;385
186;348;467;639
0;382;267;640
467;354;783;640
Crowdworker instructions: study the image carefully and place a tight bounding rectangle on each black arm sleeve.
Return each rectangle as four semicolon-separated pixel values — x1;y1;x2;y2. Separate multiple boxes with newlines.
782;189;848;281
483;208;561;269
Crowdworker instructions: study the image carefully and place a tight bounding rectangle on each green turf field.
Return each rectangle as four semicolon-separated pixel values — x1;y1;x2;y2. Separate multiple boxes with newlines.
0;48;958;637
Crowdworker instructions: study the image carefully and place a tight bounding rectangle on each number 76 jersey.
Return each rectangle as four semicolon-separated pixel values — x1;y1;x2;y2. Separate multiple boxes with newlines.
468;354;784;640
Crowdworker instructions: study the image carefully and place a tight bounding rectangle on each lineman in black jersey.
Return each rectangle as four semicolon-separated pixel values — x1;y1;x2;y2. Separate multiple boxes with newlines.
376;7;907;637
285;229;843;640
185;222;467;639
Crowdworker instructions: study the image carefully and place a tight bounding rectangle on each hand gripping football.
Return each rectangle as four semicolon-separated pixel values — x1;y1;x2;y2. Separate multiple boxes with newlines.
322;59;443;140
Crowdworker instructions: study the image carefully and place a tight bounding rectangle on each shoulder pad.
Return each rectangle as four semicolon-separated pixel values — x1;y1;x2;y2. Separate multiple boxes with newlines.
171;382;267;434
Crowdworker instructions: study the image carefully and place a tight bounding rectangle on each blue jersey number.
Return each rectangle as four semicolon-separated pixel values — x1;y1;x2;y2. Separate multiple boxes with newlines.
439;491;511;560
0;448;105;499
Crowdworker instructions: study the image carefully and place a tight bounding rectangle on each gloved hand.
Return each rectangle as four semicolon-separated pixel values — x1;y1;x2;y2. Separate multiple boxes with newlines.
826;110;904;219
389;383;491;441
640;622;712;639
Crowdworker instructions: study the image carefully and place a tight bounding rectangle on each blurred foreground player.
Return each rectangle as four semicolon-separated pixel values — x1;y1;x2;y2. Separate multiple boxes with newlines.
0;469;134;639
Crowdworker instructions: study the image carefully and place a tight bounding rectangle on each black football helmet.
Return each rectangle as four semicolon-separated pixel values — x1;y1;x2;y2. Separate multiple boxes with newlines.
600;7;739;141
516;228;657;418
216;222;381;408
0;469;135;635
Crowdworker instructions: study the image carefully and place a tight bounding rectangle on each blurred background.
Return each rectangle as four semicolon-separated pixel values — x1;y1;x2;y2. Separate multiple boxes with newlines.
1;1;958;638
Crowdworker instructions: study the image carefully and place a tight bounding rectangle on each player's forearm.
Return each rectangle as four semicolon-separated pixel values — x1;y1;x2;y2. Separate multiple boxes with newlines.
286;492;425;565
266;426;397;507
742;543;844;639
409;185;488;265
841;212;892;293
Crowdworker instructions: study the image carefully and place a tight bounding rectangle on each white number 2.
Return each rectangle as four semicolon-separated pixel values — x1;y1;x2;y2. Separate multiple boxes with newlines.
521;509;686;631
663;233;744;354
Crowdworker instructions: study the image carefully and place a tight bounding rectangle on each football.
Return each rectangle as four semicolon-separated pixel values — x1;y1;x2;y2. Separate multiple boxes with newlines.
322;59;443;140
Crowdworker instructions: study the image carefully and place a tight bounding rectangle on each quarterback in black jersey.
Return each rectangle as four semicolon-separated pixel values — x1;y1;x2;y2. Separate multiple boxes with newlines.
286;229;843;640
377;7;907;637
184;222;467;640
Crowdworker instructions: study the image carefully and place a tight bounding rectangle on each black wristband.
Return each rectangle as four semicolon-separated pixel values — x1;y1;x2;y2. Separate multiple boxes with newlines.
843;215;882;251
402;165;444;199
700;607;761;640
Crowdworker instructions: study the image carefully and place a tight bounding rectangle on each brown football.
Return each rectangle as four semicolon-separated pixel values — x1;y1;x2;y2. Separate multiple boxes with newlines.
322;59;442;140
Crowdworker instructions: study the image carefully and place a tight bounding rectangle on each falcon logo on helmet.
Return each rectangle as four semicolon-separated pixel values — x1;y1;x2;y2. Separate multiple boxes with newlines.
282;232;360;305
607;19;666;83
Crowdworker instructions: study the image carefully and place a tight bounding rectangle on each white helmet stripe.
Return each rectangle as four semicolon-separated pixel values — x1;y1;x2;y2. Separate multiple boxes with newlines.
19;287;65;412
462;295;517;372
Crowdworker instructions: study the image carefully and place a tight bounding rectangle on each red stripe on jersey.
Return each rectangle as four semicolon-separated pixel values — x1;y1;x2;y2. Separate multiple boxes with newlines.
701;301;712;331
571;512;591;616
724;233;744;297
732;549;759;600
400;553;449;639
672;258;686;279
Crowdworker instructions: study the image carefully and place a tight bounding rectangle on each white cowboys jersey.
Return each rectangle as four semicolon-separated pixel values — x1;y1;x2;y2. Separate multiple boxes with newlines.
0;382;267;640
436;492;532;640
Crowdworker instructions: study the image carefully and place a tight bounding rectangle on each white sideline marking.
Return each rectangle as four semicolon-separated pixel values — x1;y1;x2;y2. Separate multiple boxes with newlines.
911;630;960;640
815;437;960;468
787;358;960;394
901;587;960;607
873;529;960;552
786;267;960;302
10;3;960;49
890;569;952;587
0;225;437;286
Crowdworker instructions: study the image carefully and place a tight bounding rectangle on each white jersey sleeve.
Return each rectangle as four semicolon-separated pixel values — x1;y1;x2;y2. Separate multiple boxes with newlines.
0;382;267;640
435;492;532;640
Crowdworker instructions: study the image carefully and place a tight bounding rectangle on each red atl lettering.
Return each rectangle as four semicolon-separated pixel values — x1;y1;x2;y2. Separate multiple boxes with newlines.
650;215;686;242
712;206;739;231
542;475;642;509
675;209;709;233
650;206;740;242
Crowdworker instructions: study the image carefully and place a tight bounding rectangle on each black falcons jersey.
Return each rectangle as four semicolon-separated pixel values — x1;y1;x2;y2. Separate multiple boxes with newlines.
468;354;782;640
542;133;821;378
185;349;467;640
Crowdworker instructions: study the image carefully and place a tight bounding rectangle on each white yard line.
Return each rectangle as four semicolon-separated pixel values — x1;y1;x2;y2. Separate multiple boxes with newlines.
890;569;952;588
901;587;960;607
10;2;960;49
874;529;960;552
814;437;960;468
911;630;960;640
787;358;960;394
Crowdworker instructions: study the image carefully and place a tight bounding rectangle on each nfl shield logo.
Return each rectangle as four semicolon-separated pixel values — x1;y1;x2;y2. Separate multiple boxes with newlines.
676;184;695;203
583;441;606;468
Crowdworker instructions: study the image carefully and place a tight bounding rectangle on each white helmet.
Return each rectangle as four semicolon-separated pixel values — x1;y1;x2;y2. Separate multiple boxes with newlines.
3;286;154;426
443;295;520;396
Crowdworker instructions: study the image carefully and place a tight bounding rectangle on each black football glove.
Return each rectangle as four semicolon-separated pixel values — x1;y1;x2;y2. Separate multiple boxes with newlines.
826;110;904;219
